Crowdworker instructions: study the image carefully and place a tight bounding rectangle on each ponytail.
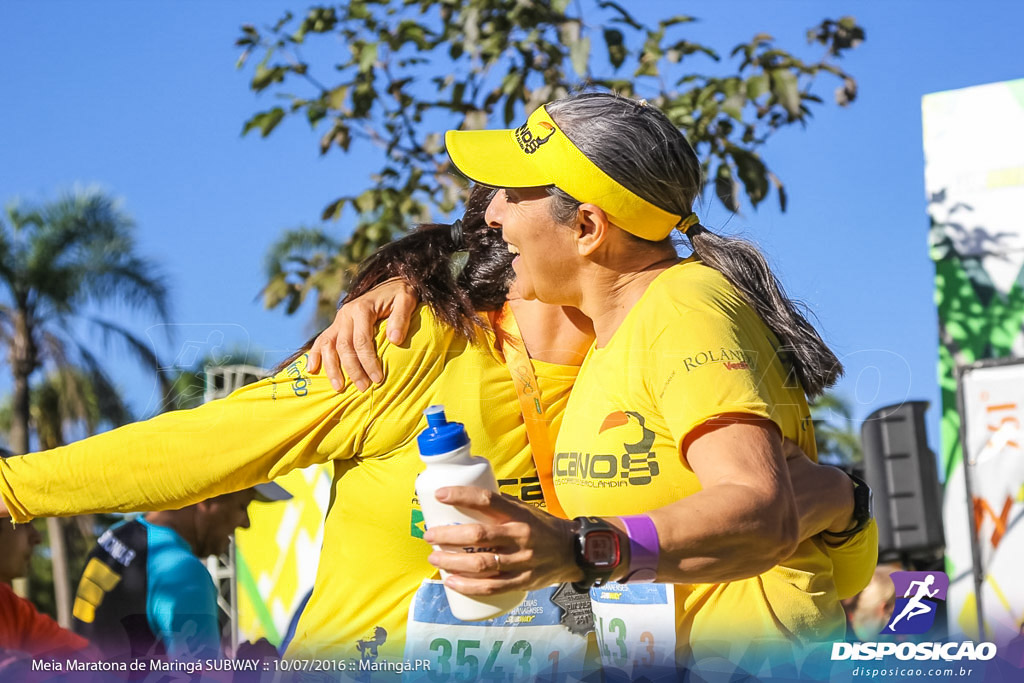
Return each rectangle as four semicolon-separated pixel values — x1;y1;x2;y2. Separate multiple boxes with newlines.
686;224;842;397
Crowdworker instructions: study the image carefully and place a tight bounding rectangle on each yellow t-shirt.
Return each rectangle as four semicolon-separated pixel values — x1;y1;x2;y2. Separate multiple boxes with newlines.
0;305;579;665
553;261;847;666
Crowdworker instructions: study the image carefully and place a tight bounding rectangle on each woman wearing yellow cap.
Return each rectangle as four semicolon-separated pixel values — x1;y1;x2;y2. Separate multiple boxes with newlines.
421;93;875;678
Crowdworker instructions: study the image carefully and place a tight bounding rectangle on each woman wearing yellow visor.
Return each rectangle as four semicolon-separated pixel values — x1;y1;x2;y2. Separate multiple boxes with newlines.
0;187;864;677
419;93;877;678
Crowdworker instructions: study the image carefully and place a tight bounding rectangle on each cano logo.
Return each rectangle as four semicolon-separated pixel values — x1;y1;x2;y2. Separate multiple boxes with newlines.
554;411;660;486
884;571;949;634
514;121;556;154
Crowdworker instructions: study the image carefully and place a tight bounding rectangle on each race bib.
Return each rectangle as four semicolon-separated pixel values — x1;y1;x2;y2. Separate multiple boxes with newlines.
590;582;677;679
404;581;589;682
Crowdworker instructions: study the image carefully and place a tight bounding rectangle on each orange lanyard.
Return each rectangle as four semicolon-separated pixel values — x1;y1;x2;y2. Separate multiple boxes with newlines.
493;303;567;519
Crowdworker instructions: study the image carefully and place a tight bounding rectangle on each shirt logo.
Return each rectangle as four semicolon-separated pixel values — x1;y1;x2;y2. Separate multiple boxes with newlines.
554;411;660;487
285;354;310;397
884;571;949;634
514;121;556;154
680;347;749;373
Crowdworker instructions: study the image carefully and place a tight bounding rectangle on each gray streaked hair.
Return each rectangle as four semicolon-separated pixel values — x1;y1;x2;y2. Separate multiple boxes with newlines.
544;92;842;397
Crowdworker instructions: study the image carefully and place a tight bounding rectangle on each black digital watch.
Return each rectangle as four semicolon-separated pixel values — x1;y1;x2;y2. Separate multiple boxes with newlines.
570;516;623;590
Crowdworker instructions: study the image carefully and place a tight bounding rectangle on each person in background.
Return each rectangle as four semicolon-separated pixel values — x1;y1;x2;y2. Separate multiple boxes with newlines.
843;564;898;642
71;483;290;663
0;447;90;658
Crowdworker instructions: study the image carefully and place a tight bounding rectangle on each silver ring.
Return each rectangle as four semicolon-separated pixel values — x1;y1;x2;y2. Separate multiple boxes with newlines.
493;553;501;572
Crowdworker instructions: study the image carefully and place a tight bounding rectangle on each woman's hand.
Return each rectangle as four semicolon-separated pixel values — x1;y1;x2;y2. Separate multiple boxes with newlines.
423;486;582;595
306;278;419;391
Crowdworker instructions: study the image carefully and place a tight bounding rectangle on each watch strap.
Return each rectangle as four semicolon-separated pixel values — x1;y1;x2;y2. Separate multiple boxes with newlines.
822;471;873;542
620;515;659;583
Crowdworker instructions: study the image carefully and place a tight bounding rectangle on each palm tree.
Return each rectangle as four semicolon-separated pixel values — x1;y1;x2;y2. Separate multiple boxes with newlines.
262;226;358;329
811;391;863;466
0;190;170;625
0;367;131;618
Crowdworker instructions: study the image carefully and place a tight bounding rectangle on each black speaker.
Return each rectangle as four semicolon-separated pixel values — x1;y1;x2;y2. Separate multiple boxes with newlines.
861;400;945;559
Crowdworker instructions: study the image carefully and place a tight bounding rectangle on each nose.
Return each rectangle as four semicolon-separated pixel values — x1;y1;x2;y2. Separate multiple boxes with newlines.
238;508;251;530
28;524;42;546
484;190;505;231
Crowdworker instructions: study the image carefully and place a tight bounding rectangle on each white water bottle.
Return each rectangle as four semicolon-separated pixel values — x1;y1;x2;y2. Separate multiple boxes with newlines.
415;405;527;621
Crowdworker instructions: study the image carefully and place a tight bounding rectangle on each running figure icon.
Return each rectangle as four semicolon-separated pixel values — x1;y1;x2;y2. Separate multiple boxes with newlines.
887;574;939;632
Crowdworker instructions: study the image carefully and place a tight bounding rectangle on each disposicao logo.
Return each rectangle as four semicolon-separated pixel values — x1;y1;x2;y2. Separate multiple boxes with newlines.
831;571;997;662
885;571;948;634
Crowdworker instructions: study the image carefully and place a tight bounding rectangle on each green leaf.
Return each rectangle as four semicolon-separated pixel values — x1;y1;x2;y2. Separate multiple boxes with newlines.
251;64;287;91
635;56;658;78
770;69;801;117
768;172;788;212
319;121;350;154
659;16;695;29
731;149;769;207
746;73;769;99
327;85;349;110
721;94;745;122
241;108;286;138
358;43;378;72
354;190;377;213
320;197;346;222
603;28;626;69
570;36;591;77
715;163;740;213
306;102;327;127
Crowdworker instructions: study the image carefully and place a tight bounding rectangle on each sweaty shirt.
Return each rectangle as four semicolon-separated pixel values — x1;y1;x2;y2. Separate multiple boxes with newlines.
71;518;222;661
554;260;850;670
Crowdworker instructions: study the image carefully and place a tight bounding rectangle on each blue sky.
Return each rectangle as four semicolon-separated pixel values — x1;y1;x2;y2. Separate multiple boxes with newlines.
2;1;1023;459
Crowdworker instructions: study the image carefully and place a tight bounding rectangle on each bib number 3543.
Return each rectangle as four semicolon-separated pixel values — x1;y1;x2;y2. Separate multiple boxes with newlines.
404;581;588;682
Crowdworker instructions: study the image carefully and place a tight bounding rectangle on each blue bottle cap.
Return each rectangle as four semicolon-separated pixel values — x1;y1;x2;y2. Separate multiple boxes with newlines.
417;405;470;455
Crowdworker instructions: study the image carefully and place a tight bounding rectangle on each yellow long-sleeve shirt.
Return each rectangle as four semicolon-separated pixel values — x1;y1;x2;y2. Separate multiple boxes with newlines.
0;305;579;665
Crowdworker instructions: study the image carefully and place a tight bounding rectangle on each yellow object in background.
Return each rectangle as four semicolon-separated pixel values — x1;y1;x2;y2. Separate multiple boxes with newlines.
236;463;332;646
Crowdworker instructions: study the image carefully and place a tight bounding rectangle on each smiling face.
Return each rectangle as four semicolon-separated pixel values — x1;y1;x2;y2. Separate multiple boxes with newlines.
484;187;581;305
0;520;42;583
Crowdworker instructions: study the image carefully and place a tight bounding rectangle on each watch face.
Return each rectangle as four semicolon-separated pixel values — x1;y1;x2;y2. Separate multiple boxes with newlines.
583;530;620;569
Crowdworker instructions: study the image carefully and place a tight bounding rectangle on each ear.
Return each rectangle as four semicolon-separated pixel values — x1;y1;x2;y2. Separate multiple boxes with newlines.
575;203;610;256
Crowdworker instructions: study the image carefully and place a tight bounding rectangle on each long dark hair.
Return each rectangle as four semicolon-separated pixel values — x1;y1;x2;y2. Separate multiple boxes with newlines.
545;93;841;397
276;185;512;372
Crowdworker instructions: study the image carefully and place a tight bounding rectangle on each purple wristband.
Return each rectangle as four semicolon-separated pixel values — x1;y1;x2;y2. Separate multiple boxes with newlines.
620;515;659;583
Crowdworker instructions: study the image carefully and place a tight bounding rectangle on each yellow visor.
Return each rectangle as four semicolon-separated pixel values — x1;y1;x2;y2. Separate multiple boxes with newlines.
445;105;683;241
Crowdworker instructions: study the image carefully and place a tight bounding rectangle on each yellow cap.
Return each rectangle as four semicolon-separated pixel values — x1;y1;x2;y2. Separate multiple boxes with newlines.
445;105;684;241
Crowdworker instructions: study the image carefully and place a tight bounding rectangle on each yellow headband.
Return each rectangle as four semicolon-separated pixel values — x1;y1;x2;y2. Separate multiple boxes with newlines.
445;106;685;241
